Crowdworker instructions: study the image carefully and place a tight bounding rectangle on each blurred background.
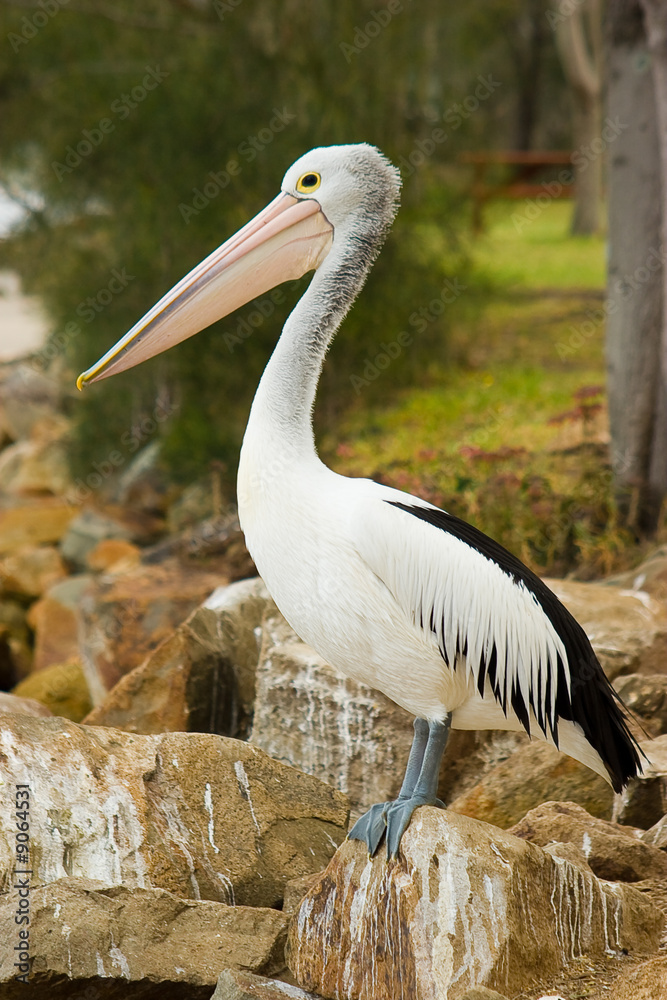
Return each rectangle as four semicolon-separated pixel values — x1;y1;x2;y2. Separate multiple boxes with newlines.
0;0;665;594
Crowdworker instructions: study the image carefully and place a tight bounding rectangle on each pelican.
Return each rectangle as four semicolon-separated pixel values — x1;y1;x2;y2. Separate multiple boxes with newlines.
78;144;641;857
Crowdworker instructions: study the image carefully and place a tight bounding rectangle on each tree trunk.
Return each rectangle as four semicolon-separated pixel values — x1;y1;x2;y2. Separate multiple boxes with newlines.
512;0;548;151
606;0;665;534
640;0;667;515
555;0;603;234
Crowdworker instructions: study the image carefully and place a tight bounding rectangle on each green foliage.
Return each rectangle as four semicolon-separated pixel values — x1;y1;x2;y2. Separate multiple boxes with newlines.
323;200;665;579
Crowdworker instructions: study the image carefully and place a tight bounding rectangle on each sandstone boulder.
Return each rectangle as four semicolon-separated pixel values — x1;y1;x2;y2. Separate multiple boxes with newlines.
0;544;66;598
0;691;52;717
600;954;667;1000
108;439;169;513
0;878;288;999
0;498;76;554
508;800;667;882
0;364;62;442
448;739;614;828
287;809;662;1000
642;813;667;850
545;577;666;678
613;673;667;735
0;714;348;908
613;735;667;828
86;537;142;572
85;577;272;736
213;969;323;1000
604;545;667;601
460;991;510;1000
251;613;416;819
27;575;91;672
0;598;31;682
59;508;133;569
438;729;529;805
78;558;225;701
0;432;71;497
12;658;92;721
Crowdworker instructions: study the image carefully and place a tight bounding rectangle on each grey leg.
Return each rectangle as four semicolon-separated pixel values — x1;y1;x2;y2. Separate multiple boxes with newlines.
348;717;430;856
385;715;452;858
398;717;430;798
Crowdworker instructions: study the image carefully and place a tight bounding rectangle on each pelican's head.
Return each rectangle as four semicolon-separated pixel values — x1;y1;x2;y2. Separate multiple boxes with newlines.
76;143;400;388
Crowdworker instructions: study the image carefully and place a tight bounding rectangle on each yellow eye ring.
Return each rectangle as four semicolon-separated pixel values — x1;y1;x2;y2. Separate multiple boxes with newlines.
296;171;321;194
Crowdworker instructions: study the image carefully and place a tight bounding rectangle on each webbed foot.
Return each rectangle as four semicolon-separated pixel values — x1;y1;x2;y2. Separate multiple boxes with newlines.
385;794;444;858
347;801;389;856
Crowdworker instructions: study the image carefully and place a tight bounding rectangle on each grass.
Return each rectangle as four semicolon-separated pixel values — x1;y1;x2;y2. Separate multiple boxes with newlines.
321;198;662;579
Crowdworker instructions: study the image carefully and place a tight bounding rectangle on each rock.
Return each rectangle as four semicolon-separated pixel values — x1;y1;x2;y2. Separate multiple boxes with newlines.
448;739;615;829
204;578;276;714
85;577;272;736
0;429;71;496
107;439;169;513
168;476;222;532
0;691;52;717
613;673;667;735
508;800;667;882
86;537;142;572
78;558;226;701
545;577;667;678
604;546;667;602
613;735;667;828
438;729;530;805
251;613;416;819
283;872;324;918
27;575;91;672
0;598;32;682
213;969;323;1000
460;991;511;1000
0;498;77;554
59;508;133;569
543;840;593;873
12;659;92;721
287;809;662;1000
0;544;67;598
0;363;62;441
0;878;288;999
0;714;348;908
632;878;667;937
641;814;667;850
600;954;667;1000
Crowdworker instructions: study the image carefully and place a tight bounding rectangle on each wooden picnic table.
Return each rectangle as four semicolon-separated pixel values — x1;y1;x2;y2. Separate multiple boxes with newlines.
459;151;574;231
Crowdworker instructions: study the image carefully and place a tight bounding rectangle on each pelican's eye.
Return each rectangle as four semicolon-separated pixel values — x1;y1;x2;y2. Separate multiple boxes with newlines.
296;171;321;194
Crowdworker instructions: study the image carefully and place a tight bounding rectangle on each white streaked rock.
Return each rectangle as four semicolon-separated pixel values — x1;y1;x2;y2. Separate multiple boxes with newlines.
287;808;662;1000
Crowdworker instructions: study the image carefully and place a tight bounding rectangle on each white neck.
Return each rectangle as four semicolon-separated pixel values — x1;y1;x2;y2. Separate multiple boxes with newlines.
238;233;374;488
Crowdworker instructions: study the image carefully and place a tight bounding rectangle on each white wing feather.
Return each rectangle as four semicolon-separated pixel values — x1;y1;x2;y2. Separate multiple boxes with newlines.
351;486;570;736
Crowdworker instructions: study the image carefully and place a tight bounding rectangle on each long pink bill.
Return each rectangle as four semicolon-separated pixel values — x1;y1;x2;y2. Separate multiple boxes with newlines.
77;192;333;388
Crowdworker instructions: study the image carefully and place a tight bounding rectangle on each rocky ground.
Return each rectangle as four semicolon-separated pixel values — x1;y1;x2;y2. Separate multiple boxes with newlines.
0;355;666;999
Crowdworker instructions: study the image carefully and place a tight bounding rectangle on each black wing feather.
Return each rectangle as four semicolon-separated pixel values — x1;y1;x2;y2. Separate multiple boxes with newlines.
388;500;643;791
